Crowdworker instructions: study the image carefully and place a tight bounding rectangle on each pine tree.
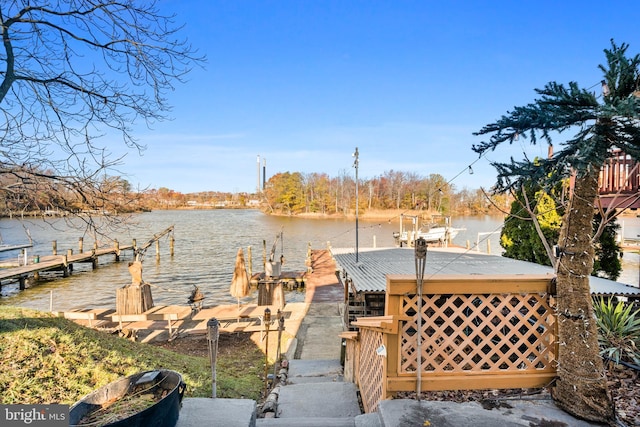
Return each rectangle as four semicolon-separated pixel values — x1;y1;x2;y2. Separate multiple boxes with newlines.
473;40;640;423
501;184;622;279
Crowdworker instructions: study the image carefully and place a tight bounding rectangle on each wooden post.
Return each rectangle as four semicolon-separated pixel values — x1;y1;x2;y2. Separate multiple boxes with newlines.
247;246;253;278
52;240;57;256
155;240;160;260
169;235;175;257
132;238;137;252
79;237;84;253
67;249;74;273
273;282;285;309
114;240;120;261
207;318;220;398
487;239;491;254
262;240;267;273
62;254;69;277
116;260;154;314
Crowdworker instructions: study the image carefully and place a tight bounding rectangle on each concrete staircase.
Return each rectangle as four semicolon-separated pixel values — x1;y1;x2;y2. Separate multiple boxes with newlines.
256;359;366;427
255;299;365;427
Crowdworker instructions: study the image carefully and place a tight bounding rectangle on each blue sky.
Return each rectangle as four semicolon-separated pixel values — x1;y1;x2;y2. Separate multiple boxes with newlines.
111;0;640;194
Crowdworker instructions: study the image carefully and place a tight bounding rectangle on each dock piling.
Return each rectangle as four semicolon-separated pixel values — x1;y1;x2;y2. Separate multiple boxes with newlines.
114;240;120;261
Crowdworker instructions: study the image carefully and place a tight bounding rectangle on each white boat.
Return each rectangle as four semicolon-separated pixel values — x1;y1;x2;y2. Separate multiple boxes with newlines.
393;214;465;246
417;225;463;242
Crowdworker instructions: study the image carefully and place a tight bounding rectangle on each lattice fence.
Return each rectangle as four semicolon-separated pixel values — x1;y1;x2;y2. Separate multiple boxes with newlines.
357;328;385;413
399;293;556;375
350;275;558;413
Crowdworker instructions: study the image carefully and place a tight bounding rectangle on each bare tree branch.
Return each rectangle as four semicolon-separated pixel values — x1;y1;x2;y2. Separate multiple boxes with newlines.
0;0;204;230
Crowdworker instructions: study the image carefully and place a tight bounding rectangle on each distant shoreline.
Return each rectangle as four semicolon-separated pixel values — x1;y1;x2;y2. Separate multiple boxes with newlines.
266;208;429;222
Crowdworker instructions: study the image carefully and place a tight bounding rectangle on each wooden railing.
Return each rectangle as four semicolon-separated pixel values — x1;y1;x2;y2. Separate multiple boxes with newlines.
599;149;640;194
344;274;558;413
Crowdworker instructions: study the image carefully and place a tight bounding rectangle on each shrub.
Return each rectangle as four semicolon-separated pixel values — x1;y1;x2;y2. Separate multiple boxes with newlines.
593;297;640;365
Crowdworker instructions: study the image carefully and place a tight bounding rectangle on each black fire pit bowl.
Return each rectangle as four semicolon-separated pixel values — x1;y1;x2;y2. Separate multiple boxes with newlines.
69;369;186;427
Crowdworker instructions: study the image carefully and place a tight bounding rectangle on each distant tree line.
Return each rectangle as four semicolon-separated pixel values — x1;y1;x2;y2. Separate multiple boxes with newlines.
1;167;506;218
262;170;508;216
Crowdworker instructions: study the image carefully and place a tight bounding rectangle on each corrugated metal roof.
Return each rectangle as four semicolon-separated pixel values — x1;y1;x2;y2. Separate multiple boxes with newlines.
331;246;640;296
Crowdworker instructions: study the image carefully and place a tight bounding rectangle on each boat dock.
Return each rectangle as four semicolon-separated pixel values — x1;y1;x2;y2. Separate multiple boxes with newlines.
0;242;135;290
0;226;175;290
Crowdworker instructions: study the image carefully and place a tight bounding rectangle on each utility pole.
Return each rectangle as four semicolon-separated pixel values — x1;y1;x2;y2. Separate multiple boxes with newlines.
353;147;359;263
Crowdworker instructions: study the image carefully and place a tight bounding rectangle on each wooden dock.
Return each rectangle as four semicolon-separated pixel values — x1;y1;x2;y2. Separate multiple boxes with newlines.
0;243;135;289
57;302;308;344
0;226;175;290
0;243;32;253
56;249;336;349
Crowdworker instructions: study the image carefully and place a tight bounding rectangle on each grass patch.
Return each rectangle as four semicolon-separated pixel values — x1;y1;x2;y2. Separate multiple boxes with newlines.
0;306;265;404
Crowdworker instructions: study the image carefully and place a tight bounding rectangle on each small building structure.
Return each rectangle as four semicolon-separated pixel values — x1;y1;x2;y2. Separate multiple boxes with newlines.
332;246;640;330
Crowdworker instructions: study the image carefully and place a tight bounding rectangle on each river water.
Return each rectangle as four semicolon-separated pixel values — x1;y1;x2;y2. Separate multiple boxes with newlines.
1;210;638;312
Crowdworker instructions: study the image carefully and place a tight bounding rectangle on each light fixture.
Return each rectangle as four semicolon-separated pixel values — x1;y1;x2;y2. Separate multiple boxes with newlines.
468;165;474;175
601;80;610;97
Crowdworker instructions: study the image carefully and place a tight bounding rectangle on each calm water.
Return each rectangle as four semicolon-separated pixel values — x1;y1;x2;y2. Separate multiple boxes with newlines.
1;210;637;312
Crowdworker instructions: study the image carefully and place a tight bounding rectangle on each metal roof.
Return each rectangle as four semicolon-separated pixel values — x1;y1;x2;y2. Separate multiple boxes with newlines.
331;246;640;296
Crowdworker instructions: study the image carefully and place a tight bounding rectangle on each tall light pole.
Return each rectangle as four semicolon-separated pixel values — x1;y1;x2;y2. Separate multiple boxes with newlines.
353;147;359;263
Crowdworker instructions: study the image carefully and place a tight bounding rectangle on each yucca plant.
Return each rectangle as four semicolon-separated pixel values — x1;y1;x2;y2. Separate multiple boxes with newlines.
592;296;640;366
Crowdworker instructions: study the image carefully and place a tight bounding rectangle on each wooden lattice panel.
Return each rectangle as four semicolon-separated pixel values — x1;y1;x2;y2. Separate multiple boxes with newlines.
399;293;557;375
358;328;385;413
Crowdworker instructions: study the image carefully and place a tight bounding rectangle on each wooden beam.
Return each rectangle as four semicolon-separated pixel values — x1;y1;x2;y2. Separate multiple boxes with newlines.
386;274;553;295
386;372;557;393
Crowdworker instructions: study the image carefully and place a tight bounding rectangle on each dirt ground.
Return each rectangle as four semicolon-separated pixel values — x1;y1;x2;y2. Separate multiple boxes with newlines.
151;332;254;359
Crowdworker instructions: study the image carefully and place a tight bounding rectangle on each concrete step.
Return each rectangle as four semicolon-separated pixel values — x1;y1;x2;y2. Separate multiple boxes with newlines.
257;418;355;427
256;412;384;427
354;413;383;427
276;382;361;418
286;359;344;384
177;398;257;427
